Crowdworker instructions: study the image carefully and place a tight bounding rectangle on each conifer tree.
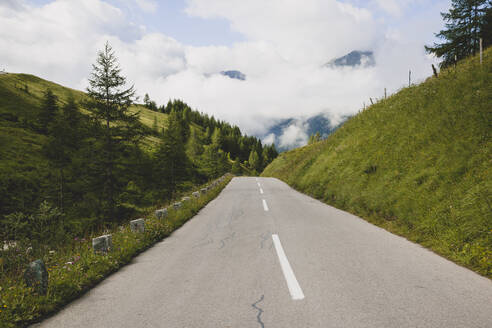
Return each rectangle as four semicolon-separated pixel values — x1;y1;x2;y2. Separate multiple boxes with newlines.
248;149;261;172
426;0;490;68
143;93;150;107
231;158;242;175
186;128;204;159
154;111;189;197
482;5;492;47
85;42;141;220
38;89;58;134
43;98;83;211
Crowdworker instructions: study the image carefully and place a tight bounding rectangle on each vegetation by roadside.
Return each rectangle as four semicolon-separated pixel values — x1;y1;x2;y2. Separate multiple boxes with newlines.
0;43;277;254
262;48;492;278
0;174;232;328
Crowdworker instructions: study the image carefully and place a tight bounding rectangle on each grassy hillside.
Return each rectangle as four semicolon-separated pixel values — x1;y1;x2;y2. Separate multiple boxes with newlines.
0;72;276;232
0;74;166;216
262;48;492;277
0;73;167;148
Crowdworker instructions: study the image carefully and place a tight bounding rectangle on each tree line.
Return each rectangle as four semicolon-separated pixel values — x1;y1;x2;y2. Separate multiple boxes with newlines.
1;43;277;245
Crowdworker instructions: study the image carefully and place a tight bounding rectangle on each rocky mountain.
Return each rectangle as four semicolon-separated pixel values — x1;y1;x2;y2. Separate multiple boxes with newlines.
324;50;375;68
220;70;246;80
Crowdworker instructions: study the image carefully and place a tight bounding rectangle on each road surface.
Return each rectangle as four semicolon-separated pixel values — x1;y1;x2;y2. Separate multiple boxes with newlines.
34;177;492;328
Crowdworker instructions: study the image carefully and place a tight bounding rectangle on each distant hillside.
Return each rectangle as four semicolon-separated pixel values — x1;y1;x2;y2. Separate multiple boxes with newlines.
259;113;348;152
324;50;375;68
0;73;276;235
263;48;492;277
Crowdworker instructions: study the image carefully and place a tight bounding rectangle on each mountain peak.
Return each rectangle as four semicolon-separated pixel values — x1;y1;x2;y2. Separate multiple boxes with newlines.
220;70;246;80
325;50;375;68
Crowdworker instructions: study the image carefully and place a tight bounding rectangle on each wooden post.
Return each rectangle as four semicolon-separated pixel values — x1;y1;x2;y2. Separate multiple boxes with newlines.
480;38;483;66
408;70;411;87
384;88;387;100
370;98;374;105
432;64;438;78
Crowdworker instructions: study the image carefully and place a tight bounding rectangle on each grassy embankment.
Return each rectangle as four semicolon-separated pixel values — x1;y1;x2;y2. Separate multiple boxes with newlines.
262;48;491;278
0;73;167;152
0;175;232;328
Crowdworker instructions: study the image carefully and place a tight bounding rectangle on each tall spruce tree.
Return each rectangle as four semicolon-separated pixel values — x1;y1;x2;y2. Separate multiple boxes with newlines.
154;111;189;198
426;0;490;68
38;89;58;134
86;42;141;220
43;98;83;211
482;5;492;47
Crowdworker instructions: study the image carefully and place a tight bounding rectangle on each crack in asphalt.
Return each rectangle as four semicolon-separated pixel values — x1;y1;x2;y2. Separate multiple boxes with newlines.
192;238;213;249
252;295;265;328
219;231;236;249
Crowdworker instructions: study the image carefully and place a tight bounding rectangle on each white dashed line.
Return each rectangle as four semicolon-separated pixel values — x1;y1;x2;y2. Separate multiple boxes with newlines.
272;234;305;300
262;199;269;211
259;188;264;194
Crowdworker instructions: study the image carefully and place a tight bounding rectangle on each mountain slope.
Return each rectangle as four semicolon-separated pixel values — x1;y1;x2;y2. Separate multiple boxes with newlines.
0;73;274;230
262;48;492;277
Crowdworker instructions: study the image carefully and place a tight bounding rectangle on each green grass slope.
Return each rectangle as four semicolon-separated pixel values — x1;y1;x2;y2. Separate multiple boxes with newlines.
0;73;169;215
262;48;492;277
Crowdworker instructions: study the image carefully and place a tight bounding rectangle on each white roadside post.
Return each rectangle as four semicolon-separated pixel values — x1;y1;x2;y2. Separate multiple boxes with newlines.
130;218;145;233
92;235;112;253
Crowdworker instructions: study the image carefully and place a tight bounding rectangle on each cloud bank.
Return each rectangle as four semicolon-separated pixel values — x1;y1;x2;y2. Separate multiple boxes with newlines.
0;0;448;135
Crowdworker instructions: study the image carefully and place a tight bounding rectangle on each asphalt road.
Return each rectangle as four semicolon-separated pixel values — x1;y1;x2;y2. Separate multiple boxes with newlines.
34;177;492;328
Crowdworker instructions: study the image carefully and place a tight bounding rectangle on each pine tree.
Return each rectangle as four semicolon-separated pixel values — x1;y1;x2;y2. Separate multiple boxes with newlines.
43;98;83;211
202;127;229;178
38;89;58;134
186;128;204;159
85;42;142;220
143;93;150;107
231;158;242;175
248;149;261;172
482;5;492;47
154;111;189;197
425;0;490;68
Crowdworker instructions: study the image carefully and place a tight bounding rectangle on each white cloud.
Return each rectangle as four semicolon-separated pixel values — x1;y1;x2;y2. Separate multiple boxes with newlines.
186;0;377;64
0;0;445;137
262;133;276;146
135;0;157;13
278;123;309;149
374;0;403;16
